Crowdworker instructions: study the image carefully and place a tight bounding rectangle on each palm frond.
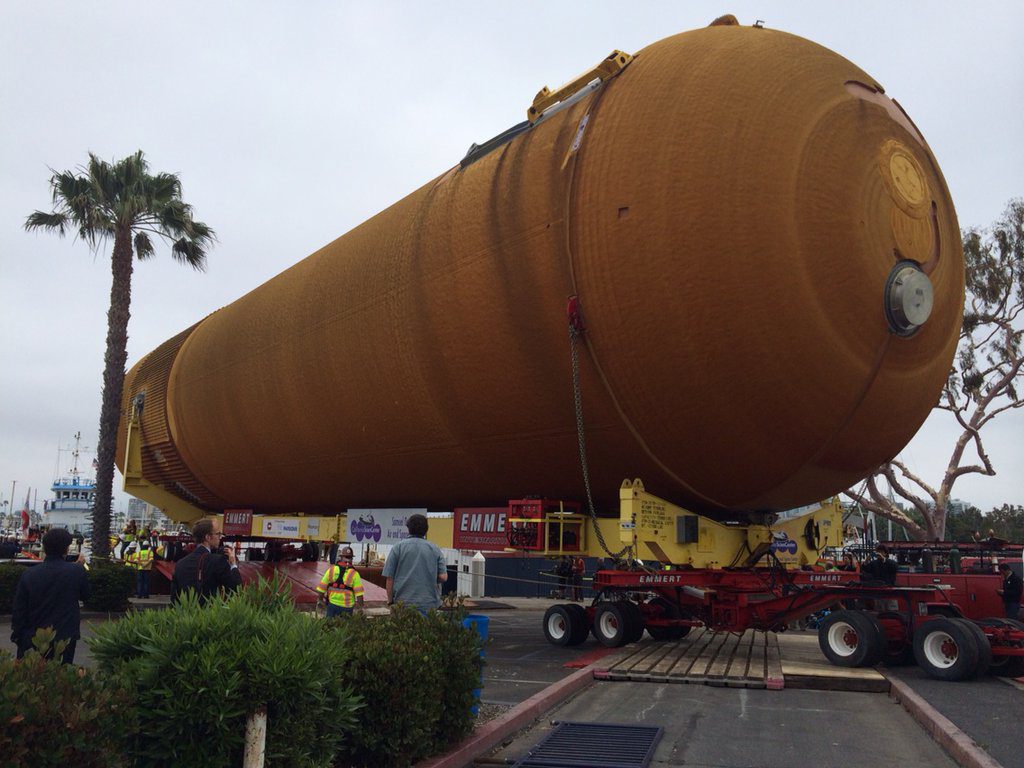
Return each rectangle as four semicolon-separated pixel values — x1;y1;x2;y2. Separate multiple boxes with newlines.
86;153;117;209
171;237;209;271
29;150;214;269
134;231;155;260
24;210;69;235
148;172;182;204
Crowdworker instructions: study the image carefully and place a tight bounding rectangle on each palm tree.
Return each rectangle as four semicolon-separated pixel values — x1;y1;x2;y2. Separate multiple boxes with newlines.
26;151;214;558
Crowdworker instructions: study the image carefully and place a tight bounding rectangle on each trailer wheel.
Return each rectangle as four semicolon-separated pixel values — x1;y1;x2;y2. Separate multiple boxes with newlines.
544;605;579;647
978;618;1024;678
876;612;914;666
646;598;690;641
952;619;991;678
818;610;883;667
593;602;630;647
621;601;644;643
912;617;980;681
564;603;591;646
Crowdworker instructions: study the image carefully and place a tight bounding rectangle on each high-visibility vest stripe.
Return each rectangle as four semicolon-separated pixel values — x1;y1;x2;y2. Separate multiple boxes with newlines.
317;565;364;607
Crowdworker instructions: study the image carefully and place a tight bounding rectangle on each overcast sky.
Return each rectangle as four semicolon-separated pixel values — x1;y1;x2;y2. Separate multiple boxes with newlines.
1;1;1021;520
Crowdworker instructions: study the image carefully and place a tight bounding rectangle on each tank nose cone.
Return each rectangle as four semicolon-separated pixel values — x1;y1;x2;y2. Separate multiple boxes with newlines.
885;262;934;336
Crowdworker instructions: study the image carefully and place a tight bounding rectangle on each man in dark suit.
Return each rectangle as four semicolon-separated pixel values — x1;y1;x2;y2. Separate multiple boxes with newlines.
171;518;242;605
11;527;91;663
998;562;1022;620
861;544;898;585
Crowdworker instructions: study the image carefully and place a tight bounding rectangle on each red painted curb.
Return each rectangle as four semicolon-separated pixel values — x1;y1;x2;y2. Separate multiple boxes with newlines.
885;673;1004;768
564;645;616;669
414;664;598;768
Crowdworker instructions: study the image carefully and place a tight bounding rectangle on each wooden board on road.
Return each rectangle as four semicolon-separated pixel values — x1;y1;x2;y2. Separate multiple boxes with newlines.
598;628;888;692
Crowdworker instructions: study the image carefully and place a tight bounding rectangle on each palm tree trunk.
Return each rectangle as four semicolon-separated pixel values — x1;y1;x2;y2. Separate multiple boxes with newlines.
91;228;133;558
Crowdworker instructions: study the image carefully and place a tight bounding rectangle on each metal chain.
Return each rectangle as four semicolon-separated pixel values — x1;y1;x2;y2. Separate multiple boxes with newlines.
569;320;631;560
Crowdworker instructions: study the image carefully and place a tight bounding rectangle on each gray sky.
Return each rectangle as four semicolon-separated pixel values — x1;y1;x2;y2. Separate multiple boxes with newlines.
1;1;1022;519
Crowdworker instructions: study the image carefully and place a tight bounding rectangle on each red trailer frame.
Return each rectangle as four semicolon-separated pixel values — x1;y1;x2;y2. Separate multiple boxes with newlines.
541;564;1024;682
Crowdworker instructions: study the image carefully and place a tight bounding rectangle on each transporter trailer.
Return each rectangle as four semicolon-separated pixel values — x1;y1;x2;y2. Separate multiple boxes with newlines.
535;481;1024;682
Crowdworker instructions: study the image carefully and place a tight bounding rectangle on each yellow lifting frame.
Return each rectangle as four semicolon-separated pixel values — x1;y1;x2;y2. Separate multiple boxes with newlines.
122;400;208;524
527;49;633;122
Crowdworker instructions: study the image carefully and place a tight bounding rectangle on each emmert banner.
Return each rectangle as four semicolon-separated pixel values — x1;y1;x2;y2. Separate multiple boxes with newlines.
453;507;508;551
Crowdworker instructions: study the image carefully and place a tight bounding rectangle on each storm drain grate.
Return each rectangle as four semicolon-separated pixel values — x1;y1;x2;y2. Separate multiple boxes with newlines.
511;721;663;768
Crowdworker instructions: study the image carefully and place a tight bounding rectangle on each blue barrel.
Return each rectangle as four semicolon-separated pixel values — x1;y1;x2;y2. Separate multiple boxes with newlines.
462;614;489;715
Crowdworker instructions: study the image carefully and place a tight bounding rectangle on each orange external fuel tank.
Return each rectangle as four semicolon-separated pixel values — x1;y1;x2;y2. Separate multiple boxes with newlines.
116;19;964;520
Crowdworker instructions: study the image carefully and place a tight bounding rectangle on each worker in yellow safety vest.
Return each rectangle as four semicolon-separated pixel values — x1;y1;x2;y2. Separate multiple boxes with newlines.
316;546;364;618
127;542;155;598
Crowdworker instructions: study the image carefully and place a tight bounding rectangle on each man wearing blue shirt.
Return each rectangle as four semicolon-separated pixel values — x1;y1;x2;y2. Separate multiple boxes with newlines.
382;514;447;612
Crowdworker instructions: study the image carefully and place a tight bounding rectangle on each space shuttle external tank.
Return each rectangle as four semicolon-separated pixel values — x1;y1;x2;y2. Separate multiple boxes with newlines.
117;18;964;520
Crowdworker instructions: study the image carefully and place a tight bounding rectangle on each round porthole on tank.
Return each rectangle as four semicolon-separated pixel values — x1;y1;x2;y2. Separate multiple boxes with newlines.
884;260;934;337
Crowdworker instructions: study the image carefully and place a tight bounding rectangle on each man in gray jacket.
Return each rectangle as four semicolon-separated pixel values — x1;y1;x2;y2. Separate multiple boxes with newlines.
382;514;447;612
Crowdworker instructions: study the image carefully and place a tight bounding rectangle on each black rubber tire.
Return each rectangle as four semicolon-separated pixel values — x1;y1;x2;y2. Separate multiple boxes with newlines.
876;611;914;666
620;601;644;644
988;652;1024;678
952;619;992;678
543;605;577;647
564;603;591;646
979;618;1024;677
912;617;981;682
645;598;691;641
593;602;630;647
818;610;884;667
301;541;320;562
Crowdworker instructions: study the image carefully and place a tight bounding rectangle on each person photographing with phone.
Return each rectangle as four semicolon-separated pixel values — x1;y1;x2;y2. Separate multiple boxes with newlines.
10;527;90;663
171;519;242;605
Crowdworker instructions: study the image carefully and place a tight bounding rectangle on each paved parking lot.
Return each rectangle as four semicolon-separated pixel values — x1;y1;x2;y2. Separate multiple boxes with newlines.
470;602;1017;768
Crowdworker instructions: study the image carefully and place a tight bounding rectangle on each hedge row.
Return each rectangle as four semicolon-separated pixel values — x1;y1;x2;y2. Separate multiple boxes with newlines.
0;559;134;614
2;578;484;767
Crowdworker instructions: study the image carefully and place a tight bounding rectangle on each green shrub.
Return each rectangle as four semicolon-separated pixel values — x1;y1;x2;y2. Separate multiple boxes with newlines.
0;563;28;614
436;612;486;750
83;559;134;612
0;629;134;767
331;604;484;767
89;575;362;768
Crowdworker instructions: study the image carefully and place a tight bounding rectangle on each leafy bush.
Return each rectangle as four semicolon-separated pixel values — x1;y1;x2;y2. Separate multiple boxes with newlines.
83;559;134;612
89;575;361;768
0;563;28;614
436;611;486;748
331;604;484;767
0;629;134;767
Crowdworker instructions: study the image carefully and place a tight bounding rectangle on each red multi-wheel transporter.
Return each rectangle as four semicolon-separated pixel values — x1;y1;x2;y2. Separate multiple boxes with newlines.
542;560;1024;682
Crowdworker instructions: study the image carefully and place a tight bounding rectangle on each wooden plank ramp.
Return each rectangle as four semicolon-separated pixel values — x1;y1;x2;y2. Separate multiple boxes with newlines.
777;631;889;693
597;629;887;692
600;629;777;689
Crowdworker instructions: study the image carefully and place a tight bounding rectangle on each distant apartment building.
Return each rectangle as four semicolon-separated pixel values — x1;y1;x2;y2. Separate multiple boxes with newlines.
127;497;173;530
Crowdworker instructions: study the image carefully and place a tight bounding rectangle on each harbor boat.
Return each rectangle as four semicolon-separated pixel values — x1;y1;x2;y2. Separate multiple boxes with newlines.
42;431;95;534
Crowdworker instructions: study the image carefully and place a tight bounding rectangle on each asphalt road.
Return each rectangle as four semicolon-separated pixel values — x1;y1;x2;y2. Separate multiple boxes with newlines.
472;606;1017;768
888;665;1022;768
478;607;600;706
487;681;959;768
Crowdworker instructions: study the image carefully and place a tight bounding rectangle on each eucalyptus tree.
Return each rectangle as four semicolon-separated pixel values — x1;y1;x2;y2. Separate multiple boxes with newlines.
26;151;214;557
